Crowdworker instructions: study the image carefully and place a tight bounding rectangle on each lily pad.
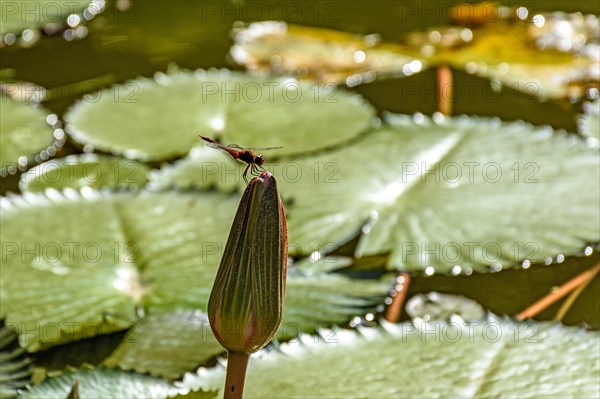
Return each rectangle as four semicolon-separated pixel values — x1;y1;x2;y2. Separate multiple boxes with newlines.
291;255;355;274
1;81;46;103
280;272;392;338
147;146;242;192
425;19;599;100
19;155;150;192
579;99;600;143
232;21;426;86
17;367;178;399
232;12;599;100
0;325;32;399
183;316;600;398
1;189;391;351
279;114;600;273
64;70;375;161
0;93;65;176
0;189;235;350
102;311;223;380
103;272;391;379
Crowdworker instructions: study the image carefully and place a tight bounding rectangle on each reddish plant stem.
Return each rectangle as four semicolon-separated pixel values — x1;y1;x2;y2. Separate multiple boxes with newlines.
555;264;599;321
224;352;250;399
384;273;411;323
516;263;600;321
437;64;453;116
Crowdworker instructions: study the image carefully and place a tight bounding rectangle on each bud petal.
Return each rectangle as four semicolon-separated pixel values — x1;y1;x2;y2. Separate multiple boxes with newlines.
208;172;287;354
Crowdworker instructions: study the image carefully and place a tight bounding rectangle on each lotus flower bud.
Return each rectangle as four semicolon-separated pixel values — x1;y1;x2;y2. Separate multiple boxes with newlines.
208;171;287;354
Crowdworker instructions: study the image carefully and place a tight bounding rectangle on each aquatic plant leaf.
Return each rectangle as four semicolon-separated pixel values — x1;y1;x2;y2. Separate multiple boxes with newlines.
172;390;218;399
1;189;391;352
103;312;223;380
291;255;355;274
64;70;375;161
0;190;234;351
17;367;178;399
103;273;390;379
280;272;392;339
148;146;243;192
0;93;64;176
19;155;150;192
232;13;599;100
280;114;600;273
33;330;128;374
183;316;600;398
232;21;426;86
0;325;32;399
426;20;599;100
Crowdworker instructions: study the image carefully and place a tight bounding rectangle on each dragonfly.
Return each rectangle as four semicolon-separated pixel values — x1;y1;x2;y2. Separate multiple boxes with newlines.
199;135;283;183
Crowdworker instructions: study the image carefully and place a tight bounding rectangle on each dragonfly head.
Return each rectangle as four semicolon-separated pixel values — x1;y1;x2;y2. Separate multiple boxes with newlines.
254;155;265;166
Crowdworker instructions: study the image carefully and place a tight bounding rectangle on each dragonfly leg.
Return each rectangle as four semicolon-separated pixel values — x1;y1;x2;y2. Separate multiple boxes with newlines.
243;164;250;184
253;164;265;176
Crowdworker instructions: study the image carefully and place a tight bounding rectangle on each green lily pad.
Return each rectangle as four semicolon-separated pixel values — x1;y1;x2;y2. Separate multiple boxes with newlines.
422;18;599;100
0;325;32;399
0;1;102;41
19;155;150;192
33;330;128;374
0;93;65;176
98;273;390;380
98;269;389;379
64;70;375;162
172;390;218;399
232;21;426;86
102;311;223;380
102;271;390;379
184;316;600;398
2;189;391;352
579;99;600;143
280;271;391;338
148;146;243;192
291;255;355;274
279;114;600;273
0;189;235;351
233;12;599;100
1;81;46;102
17;367;178;399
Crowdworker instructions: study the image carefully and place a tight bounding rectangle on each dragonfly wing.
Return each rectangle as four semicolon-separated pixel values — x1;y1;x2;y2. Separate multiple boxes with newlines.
205;141;226;149
244;146;284;151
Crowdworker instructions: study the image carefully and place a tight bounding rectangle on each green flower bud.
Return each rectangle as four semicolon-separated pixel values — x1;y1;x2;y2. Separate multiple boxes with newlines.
208;171;287;354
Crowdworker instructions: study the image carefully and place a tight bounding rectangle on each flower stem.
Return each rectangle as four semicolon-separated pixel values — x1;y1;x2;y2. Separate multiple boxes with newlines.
516;263;599;321
554;264;599;321
224;351;250;399
384;273;411;322
437;64;453;116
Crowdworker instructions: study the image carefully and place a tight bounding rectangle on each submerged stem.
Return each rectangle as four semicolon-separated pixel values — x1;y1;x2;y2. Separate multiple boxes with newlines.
437;64;453;116
224;351;250;399
384;273;411;322
516;263;599;321
554;264;599;321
